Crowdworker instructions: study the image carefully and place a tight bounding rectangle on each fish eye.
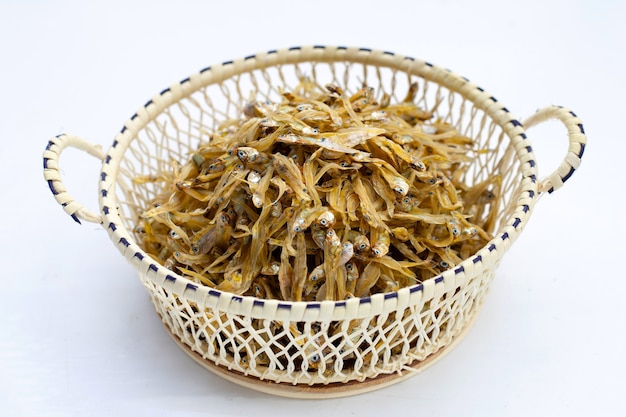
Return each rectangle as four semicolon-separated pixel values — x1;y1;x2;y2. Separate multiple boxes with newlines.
465;227;478;235
310;354;320;363
310;274;318;281
451;227;460;236
319;219;328;226
297;105;305;111
311;127;319;134
237;150;246;159
346;263;354;271
439;261;449;268
358;243;367;250
373;248;381;256
339;348;345;354
428;178;436;185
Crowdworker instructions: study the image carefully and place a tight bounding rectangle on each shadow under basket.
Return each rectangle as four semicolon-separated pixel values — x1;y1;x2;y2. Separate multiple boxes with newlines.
43;45;586;398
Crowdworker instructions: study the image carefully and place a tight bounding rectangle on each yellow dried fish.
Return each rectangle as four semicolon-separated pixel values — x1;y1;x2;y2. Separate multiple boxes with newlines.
135;80;496;303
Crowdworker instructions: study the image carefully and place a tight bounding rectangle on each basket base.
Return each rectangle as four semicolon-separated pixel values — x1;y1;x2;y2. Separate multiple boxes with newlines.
160;310;480;399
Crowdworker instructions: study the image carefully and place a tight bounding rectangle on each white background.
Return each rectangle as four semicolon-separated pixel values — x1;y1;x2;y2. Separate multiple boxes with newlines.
1;0;624;416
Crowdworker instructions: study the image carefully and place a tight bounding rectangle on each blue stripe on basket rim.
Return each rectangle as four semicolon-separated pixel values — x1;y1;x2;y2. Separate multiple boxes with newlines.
191;46;431;81
89;238;503;313
561;166;576;184
47;179;58;195
93;243;505;312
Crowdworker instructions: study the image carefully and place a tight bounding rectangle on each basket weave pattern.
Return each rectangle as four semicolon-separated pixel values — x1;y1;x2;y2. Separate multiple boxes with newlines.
43;46;586;393
111;46;529;385
143;262;498;383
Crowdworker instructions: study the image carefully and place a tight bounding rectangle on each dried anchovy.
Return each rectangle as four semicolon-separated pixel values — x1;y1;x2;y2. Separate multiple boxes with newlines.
135;81;499;301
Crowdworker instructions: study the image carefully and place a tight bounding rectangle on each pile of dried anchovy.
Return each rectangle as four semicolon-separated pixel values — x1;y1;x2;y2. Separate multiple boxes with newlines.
134;81;499;301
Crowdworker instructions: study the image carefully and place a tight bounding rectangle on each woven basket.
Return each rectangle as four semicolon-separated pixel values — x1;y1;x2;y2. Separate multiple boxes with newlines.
43;46;586;398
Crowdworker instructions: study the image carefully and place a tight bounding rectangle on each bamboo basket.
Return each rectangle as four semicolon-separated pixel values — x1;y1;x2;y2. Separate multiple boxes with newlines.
43;46;586;398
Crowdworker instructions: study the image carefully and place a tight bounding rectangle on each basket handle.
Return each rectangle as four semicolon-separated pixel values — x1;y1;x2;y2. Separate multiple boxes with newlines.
43;133;105;224
522;106;587;195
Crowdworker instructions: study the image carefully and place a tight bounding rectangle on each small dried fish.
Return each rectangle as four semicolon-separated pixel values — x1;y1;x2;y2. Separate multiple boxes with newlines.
136;80;496;303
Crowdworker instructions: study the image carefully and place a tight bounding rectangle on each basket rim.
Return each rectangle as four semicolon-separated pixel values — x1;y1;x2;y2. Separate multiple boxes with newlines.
97;45;539;319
